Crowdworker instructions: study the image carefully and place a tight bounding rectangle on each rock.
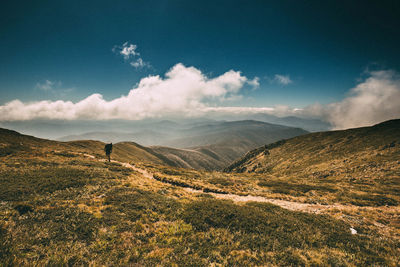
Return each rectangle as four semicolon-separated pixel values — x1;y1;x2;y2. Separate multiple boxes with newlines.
350;227;357;235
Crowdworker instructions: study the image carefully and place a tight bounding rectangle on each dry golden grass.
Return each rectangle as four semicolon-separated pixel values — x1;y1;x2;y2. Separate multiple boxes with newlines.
1;126;400;265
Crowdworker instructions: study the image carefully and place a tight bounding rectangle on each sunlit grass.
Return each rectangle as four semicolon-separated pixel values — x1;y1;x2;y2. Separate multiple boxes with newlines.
1;126;399;265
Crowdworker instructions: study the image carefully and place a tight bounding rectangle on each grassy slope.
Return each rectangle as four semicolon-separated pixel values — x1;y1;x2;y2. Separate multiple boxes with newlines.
150;146;226;170
150;122;309;171
146;120;400;245
167;121;309;170
225;119;400;174
221;120;400;202
0;127;399;265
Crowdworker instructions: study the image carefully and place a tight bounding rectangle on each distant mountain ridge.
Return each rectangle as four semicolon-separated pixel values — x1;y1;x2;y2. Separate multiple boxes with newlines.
58;120;309;170
1;120;309;171
57;120;308;147
0;115;329;141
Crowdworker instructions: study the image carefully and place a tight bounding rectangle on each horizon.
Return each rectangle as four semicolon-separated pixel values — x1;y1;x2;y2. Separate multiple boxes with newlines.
1;0;400;130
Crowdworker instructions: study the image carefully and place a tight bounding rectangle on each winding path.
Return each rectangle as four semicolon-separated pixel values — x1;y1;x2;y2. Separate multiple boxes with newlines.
81;153;400;237
96;157;348;214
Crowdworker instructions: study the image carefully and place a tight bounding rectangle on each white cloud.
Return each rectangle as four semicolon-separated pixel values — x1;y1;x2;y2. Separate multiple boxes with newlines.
206;69;400;129
113;42;139;60
3;67;399;129
113;42;150;69
0;64;255;121
305;70;400;129
274;74;292;85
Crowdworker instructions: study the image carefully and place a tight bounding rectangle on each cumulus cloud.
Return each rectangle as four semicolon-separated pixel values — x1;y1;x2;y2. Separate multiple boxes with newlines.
113;42;150;69
274;74;292;85
0;64;255;121
207;69;400;129
2;67;399;129
306;70;400;129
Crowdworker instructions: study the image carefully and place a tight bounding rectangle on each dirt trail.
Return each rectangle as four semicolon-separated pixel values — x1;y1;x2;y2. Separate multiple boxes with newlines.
93;156;349;214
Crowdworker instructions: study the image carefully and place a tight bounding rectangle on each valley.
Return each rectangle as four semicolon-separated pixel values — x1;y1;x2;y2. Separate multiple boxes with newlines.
59;120;309;171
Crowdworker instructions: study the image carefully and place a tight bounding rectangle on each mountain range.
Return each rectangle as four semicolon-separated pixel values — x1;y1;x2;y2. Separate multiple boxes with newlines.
0;114;328;140
59;120;309;170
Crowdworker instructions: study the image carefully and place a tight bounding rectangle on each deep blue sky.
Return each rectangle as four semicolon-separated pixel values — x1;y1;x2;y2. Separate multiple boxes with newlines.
1;0;399;107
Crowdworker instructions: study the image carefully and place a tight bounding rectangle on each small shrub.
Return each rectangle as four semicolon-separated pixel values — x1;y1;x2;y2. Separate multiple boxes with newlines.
14;203;34;215
208;177;234;186
348;193;398;206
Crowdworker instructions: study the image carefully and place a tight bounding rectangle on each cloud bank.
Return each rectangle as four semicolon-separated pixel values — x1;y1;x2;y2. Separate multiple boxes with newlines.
1;66;399;129
0;64;255;121
306;70;400;129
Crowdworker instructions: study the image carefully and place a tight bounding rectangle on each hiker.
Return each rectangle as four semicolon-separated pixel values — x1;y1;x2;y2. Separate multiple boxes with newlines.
104;143;113;162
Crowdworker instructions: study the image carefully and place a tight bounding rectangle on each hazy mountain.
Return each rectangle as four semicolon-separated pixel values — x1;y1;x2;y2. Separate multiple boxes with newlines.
59;130;167;145
206;113;332;132
58;120;308;147
269;116;332;132
57;120;308;170
0;120;309;171
164;120;308;148
0;115;326;142
0;119;189;141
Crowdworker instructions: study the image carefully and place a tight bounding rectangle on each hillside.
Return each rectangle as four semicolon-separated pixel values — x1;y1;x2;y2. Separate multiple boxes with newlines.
0;128;166;167
216;119;400;209
152;121;308;170
225;119;400;175
1;126;399;265
150;146;225;170
163;120;308;148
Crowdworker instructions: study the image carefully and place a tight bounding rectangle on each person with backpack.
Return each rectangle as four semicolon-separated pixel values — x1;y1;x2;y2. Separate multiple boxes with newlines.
104;143;113;162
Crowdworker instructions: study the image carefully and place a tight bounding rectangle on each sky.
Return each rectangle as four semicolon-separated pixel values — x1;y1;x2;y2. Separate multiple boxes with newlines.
0;0;400;129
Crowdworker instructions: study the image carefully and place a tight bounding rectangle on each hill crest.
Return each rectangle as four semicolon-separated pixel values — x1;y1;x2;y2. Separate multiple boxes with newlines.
224;119;400;173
